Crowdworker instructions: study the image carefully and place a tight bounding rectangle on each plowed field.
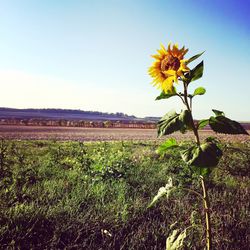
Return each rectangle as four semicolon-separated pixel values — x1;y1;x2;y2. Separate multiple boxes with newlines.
0;125;249;142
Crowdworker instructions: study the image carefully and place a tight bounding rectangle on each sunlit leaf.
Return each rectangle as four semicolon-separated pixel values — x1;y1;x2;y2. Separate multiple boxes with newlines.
156;88;177;100
204;136;220;143
212;109;225;116
166;229;187;250
186;51;205;65
193;87;206;96
197;119;209;129
157;138;178;155
198;166;211;177
149;178;173;207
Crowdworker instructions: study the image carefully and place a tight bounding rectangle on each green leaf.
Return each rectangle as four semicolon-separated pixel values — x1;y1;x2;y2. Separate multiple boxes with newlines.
185;61;204;82
212;109;225;116
157;110;192;137
186;51;205;65
179;110;192;130
149;178;173;207
157;111;182;137
209;116;249;135
181;145;197;164
157;138;178;155
166;229;187;250
197;119;209;129
193;87;206;96
156;89;177;100
204;136;220;144
197;142;223;167
197;167;211;177
181;142;222;168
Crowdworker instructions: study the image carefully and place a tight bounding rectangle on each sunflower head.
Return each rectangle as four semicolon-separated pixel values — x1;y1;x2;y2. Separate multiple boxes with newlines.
148;43;190;93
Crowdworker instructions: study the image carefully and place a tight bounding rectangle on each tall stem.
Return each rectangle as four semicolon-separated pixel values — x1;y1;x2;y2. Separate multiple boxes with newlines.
183;82;200;145
200;176;212;250
183;81;212;249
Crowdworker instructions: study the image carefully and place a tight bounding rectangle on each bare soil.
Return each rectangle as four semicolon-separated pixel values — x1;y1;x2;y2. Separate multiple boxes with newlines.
0;125;249;142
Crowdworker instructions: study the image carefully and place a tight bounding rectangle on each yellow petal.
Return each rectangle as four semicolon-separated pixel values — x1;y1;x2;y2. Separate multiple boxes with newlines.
174;75;178;83
180;61;190;72
177;69;184;77
172;44;179;55
164;69;176;76
167;42;171;52
157;48;167;56
151;54;162;60
160;43;168;54
162;77;174;93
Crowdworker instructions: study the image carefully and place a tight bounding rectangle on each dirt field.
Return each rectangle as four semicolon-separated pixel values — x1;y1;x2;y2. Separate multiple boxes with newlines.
0;125;249;142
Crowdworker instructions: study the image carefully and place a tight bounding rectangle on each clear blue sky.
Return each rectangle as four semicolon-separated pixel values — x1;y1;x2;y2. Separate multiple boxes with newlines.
0;0;249;120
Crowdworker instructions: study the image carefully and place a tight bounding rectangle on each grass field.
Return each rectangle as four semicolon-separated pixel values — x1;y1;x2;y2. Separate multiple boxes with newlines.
0;137;249;249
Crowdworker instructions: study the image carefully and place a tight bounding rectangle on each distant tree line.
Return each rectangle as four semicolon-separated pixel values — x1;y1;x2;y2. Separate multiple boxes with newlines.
0;118;249;130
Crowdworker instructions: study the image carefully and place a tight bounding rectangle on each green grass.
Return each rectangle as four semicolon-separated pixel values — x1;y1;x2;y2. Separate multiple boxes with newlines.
0;139;249;249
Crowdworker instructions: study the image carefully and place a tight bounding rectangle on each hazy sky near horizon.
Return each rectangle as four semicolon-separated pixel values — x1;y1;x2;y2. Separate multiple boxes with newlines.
0;0;250;120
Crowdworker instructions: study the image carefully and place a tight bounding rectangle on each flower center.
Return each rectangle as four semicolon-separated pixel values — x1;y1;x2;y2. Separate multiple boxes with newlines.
161;55;180;72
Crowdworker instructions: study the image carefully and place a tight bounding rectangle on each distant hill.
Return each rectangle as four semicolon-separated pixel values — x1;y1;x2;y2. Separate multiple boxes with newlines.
0;107;249;130
0;107;157;122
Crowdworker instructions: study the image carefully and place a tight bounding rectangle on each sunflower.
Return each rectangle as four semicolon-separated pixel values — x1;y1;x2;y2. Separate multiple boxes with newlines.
148;43;190;93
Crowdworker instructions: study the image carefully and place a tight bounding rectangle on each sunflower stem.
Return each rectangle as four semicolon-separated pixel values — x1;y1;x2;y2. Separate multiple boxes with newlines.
177;93;186;105
183;82;200;146
189;96;193;111
200;175;212;250
183;81;212;250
